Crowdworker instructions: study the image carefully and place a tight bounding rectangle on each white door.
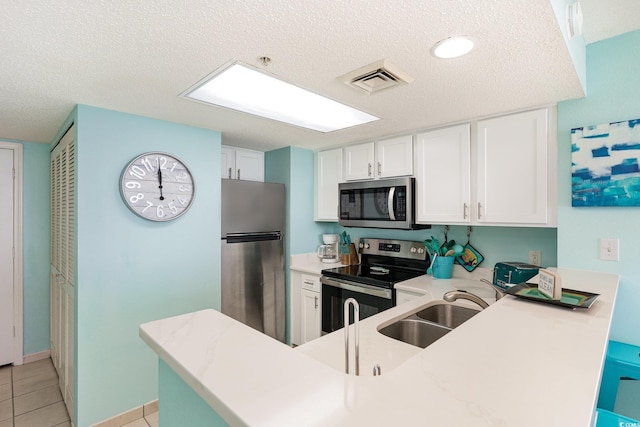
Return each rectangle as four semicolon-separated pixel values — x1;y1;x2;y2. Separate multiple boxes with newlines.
377;135;413;178
415;124;471;224
314;148;343;221
235;149;264;182
0;148;14;366
300;289;321;343
344;142;375;180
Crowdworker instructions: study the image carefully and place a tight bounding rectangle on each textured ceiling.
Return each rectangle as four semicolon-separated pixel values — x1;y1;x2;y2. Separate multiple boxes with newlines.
1;1;639;151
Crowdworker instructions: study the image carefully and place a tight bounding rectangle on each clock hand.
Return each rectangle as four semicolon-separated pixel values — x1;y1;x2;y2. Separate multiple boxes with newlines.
157;169;165;201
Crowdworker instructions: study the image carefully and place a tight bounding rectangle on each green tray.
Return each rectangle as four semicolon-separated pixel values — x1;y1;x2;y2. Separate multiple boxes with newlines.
505;283;600;309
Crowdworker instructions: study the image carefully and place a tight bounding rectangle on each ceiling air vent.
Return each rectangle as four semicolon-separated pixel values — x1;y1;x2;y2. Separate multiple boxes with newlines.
340;59;414;95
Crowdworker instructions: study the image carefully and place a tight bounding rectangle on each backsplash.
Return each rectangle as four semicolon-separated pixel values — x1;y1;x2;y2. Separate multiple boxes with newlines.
320;224;557;271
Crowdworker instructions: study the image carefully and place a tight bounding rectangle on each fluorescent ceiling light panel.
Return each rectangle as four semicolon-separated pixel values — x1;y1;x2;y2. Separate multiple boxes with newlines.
182;62;379;132
431;36;475;59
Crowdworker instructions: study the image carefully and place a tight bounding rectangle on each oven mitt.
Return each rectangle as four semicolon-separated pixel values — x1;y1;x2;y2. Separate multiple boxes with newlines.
455;241;484;271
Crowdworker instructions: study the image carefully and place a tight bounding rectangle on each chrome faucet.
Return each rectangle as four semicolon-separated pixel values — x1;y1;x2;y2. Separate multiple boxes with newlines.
480;278;506;301
344;298;360;376
443;290;490;309
443;279;506;309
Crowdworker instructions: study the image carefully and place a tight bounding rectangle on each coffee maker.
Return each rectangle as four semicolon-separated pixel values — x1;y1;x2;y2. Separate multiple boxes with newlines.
317;234;340;263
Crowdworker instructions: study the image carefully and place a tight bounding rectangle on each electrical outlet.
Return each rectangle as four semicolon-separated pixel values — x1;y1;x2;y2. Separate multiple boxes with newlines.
599;238;620;261
529;250;541;266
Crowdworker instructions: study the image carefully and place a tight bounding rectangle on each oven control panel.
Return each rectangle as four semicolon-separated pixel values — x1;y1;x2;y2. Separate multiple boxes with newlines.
358;238;427;261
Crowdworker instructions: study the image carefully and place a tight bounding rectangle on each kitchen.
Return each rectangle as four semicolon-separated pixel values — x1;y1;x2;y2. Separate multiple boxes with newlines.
1;1;640;426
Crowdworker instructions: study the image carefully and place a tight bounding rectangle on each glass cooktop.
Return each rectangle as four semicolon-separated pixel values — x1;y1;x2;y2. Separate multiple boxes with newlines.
321;264;425;288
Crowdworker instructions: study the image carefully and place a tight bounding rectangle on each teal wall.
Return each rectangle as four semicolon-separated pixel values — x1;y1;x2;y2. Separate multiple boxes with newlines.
557;30;640;346
333;225;558;269
74;105;221;426
266;147;332;344
159;360;229;427
21;142;51;355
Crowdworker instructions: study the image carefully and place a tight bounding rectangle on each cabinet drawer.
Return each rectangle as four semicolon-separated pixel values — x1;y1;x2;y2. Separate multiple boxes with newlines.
301;274;321;292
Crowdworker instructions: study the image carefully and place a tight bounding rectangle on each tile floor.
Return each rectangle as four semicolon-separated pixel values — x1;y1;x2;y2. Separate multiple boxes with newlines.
0;358;70;427
1;358;158;427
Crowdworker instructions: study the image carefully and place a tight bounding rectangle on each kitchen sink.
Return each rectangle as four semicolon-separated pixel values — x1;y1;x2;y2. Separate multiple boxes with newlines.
378;318;451;348
378;304;480;348
415;304;479;329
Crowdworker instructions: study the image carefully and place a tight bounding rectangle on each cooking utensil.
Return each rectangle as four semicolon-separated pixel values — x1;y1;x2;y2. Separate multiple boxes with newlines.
427;253;438;275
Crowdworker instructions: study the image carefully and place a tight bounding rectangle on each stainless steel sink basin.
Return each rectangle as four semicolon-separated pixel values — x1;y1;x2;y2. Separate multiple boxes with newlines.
378;318;451;348
415;304;479;329
378;304;480;348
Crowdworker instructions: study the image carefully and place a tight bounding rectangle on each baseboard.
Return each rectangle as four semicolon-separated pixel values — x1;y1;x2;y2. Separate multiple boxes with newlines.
91;400;159;427
23;349;51;364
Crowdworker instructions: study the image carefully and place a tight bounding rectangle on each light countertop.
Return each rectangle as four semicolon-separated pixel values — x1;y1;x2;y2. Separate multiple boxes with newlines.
290;253;349;275
140;267;618;427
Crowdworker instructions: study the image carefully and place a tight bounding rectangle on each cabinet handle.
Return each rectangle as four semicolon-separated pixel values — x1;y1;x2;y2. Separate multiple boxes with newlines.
478;202;482;219
237;169;241;180
314;296;318;309
367;163;372;177
303;280;314;286
228;167;232;179
377;162;381;176
463;203;468;219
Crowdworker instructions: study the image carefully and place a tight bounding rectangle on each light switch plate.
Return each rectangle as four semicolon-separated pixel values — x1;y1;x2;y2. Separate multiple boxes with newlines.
599;238;620;261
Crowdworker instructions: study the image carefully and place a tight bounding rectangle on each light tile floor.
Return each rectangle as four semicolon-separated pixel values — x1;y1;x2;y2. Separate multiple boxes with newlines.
1;358;158;427
0;358;70;427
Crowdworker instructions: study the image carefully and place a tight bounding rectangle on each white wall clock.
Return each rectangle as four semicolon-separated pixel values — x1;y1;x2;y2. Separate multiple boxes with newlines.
120;152;195;221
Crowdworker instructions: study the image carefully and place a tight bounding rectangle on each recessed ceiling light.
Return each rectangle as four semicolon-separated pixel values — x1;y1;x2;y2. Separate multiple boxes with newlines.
181;61;379;133
431;36;475;59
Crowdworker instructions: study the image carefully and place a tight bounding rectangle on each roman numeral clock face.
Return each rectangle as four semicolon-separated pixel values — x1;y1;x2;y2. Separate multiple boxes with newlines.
120;152;195;221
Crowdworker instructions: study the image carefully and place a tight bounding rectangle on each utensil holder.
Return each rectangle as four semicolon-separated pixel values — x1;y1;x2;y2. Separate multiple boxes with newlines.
433;256;454;279
348;243;358;265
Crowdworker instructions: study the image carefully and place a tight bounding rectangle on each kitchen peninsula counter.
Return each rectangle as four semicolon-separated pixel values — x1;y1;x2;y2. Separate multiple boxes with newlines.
140;268;618;426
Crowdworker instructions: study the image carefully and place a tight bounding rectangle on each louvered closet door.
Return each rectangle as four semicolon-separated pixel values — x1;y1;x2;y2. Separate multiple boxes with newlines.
50;125;75;420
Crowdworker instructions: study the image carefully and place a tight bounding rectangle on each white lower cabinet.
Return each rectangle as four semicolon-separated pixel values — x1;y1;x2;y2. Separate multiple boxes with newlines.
396;290;423;305
291;271;322;345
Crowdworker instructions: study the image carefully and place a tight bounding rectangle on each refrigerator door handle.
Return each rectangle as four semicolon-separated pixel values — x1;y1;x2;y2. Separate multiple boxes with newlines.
224;231;282;243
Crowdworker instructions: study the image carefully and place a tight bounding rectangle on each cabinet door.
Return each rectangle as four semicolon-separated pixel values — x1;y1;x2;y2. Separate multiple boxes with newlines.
344;142;375;180
416;125;471;224
377;135;413;178
315;148;343;221
301;289;321;343
221;146;236;179
476;109;548;224
235;148;264;182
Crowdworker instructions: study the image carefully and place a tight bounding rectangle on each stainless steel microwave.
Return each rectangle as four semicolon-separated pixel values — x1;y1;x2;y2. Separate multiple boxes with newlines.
338;177;427;229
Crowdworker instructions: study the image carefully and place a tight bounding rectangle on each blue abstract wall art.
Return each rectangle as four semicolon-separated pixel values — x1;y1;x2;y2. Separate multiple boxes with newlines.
572;118;640;206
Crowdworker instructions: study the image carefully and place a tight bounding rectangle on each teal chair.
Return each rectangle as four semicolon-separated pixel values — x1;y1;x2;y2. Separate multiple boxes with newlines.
596;341;640;426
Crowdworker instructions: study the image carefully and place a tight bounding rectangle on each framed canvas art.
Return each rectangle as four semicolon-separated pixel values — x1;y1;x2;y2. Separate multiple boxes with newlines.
571;118;640;206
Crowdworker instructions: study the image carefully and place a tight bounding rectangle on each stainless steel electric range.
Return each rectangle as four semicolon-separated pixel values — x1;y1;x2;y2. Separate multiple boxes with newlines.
320;238;430;334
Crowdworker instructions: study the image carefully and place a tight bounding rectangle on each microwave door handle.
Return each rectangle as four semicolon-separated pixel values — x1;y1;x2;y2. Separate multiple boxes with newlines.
388;187;396;220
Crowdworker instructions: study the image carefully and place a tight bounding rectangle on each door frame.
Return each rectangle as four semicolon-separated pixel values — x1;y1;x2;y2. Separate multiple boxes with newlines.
0;141;23;365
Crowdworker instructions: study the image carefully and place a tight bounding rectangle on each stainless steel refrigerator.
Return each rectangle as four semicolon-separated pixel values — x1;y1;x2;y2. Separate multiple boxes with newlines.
221;179;286;342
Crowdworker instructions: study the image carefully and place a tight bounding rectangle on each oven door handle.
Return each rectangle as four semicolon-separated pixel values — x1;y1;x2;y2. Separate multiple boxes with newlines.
388;187;396;220
321;277;393;300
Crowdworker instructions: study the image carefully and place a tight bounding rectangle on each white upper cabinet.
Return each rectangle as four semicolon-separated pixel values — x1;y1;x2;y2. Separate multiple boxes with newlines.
476;108;549;225
376;135;413;178
416;124;471;224
415;108;556;227
344;142;375;180
315;148;343;221
344;136;413;181
221;145;264;181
